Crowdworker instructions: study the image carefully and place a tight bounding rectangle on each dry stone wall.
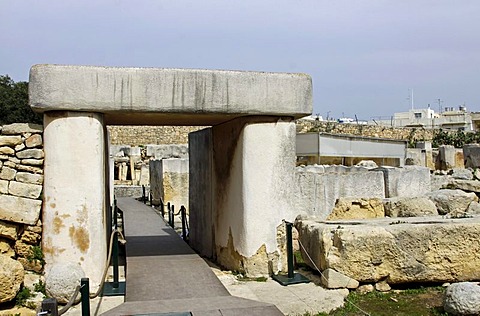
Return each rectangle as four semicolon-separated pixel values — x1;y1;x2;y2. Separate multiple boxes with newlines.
108;125;206;146
0;123;44;303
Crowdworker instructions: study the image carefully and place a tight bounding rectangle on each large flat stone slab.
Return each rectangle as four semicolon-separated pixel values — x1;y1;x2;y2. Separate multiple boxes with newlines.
29;65;312;125
296;216;480;285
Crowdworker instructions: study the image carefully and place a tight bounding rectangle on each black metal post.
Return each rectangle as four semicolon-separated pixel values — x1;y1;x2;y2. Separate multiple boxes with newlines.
142;185;146;204
286;222;294;278
167;202;171;225
149;191;152;206
80;278;90;316
170;205;175;228
181;206;187;241
112;202;119;289
41;297;58;316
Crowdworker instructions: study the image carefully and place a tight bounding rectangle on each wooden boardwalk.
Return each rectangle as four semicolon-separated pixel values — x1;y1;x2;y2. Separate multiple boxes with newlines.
102;197;282;315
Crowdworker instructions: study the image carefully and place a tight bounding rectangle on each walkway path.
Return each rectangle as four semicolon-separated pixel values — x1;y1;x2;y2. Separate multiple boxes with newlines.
102;197;282;315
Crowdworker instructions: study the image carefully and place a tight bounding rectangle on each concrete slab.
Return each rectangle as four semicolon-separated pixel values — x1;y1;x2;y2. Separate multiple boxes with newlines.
29;65;312;125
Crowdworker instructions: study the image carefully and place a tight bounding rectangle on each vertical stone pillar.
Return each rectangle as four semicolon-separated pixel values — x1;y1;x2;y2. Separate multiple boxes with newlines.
43;111;107;292
189;117;296;276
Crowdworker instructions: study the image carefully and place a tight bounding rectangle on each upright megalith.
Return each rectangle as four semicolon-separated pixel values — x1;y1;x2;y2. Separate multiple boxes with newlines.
29;64;312;288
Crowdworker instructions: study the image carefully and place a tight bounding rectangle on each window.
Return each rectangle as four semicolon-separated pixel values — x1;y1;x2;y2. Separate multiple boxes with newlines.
414;113;422;119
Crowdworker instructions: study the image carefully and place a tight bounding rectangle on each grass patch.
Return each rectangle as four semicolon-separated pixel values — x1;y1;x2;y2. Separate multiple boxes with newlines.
298;286;447;316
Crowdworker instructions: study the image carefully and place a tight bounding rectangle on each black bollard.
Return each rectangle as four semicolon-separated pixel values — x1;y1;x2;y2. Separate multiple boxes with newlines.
80;278;90;316
181;206;187;242
112;202;119;289
167;202;171;225
142;185;146;204
41;297;58;316
170;205;175;228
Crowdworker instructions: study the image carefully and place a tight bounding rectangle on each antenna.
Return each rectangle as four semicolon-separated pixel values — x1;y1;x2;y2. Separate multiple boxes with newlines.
407;88;414;110
437;98;443;113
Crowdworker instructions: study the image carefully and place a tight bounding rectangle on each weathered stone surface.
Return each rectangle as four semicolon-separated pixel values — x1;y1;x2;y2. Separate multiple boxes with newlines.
0;136;22;146
0;166;16;180
0;146;14;155
327;198;384;220
21;159;44;166
464;144;480;169
0;179;7;194
15;240;32;258
0;220;19;240
8;181;42;199
445;179;480;193
296;217;480;284
0;195;42;225
0;239;14;257
321;268;359;289
16;148;44;159
355;160;378;169
3;160;16;168
1;123;42;135
8;156;20;164
146;144;189;159
16;164;43;174
30;65;312;125
15;172;43;185
467;201;480;215
17;257;43;273
439;145;457;170
375;166;431;198
45;262;85;304
26;222;42;234
450;168;473;180
356;284;374;294
384;197;438;217
14;143;25;151
427;189;478;216
23;272;44;292
375;281;391;292
21;230;41;245
0;254;24;303
444;282;480;315
25;134;42;148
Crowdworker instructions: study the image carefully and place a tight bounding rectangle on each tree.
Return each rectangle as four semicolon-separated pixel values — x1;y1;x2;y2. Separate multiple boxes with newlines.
0;75;42;125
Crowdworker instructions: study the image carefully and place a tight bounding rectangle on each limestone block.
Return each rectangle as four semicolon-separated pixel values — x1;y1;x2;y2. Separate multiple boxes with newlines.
8;181;42;199
355;160;378;169
450;168;473;180
17;164;43;174
0;239;14;257
21;159;44;166
0;254;24;303
25;134;42;148
0;179;8;194
17;257;43;273
1;123;42;135
0;155;8;160
15;143;25;151
356;284;374;294
0;166;16;180
296;218;480;284
439;145;456;170
45;262;85;304
16;149;44;159
444;282;480;315
23;272;44;292
375;281;391;292
0;147;14;155
21;230;41;244
0;136;22;146
375;166;430;198
15;172;43;185
146;144;189;159
467;202;480;215
3;160;16;168
15;240;32;258
327;198;384;220
406;148;425;166
9;156;20;164
321;268;359;289
0;220;19;240
427;189;478;216
26;223;43;234
430;175;453;191
384;197;438;217
464;144;480;168
0;195;42;225
445;179;480;193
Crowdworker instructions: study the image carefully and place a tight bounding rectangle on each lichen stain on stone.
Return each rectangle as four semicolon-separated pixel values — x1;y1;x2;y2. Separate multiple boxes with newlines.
69;225;90;253
42;237;65;256
53;217;65;234
50;203;56;208
77;204;88;225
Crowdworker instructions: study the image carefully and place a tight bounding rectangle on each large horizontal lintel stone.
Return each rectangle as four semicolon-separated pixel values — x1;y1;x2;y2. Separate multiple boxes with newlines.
0;194;42;225
29;65;313;125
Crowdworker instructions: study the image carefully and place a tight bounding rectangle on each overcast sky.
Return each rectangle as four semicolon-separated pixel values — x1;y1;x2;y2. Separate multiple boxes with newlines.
1;1;479;120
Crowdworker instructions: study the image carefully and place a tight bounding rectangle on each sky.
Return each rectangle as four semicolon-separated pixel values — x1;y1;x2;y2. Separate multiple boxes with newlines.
1;1;479;120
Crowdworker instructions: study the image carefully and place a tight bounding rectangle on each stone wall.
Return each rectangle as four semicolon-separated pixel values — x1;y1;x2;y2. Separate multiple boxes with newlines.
296;120;437;141
108;121;440;147
108;125;206;146
0;123;44;304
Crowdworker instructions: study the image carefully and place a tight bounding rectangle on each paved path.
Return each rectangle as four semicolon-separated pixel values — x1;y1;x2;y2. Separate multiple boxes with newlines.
102;198;282;315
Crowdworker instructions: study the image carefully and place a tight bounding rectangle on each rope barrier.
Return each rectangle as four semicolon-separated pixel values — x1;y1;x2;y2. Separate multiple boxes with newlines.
297;238;371;316
53;228;125;315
